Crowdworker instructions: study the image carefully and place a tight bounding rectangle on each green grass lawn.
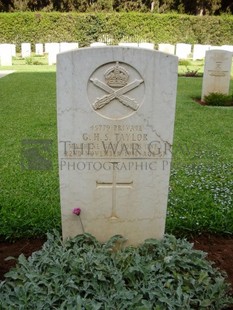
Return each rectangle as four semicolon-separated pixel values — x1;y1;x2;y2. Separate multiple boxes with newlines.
0;70;59;238
168;77;233;235
0;62;232;239
1;54;56;72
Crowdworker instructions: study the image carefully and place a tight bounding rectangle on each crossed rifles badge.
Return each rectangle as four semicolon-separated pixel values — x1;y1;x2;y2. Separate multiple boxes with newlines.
90;62;144;111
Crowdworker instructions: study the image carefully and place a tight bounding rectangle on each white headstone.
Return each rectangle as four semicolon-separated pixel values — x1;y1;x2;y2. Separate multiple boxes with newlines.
21;43;31;58
158;44;175;55
201;50;232;101
118;43;139;47
59;42;79;52
60;42;69;52
221;45;233;52
193;44;211;61
11;44;16;57
175;43;192;59
45;43;50;54
209;46;219;50
35;43;44;55
47;43;60;65
57;47;178;245
138;43;154;50
70;42;79;50
0;44;12;66
90;42;107;47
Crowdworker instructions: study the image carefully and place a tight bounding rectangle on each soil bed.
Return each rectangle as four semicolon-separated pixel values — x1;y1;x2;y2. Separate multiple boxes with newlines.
0;234;232;308
194;97;233;107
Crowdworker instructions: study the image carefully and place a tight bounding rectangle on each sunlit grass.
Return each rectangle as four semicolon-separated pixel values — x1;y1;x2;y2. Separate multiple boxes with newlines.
0;53;56;72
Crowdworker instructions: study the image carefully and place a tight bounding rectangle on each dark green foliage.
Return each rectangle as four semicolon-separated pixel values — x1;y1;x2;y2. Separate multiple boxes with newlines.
1;0;232;13
181;0;222;15
0;12;233;49
204;92;233;106
0;232;232;309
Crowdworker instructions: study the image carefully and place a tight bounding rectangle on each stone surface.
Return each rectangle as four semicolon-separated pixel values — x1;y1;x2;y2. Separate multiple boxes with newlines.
35;43;44;55
0;44;12;66
44;43;50;54
138;43;154;50
221;45;233;52
118;43;138;47
21;43;31;58
59;42;79;52
47;43;60;65
69;42;79;50
158;44;175;55
57;47;178;245
193;44;210;61
201;49;232;101
11;44;16;57
118;43;154;49
90;42;107;47
175;43;192;59
209;46;223;50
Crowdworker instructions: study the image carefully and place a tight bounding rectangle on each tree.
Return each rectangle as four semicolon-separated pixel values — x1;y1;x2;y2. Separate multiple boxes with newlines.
158;0;175;13
220;0;233;13
90;0;113;12
0;0;231;14
181;0;222;15
150;0;159;12
196;0;221;15
0;0;15;11
112;0;149;12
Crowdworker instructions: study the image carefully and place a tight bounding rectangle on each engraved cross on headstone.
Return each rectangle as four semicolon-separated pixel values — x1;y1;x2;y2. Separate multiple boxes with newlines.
96;163;133;220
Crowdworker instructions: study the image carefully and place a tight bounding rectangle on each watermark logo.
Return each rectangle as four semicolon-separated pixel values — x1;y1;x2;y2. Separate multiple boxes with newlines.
21;139;53;171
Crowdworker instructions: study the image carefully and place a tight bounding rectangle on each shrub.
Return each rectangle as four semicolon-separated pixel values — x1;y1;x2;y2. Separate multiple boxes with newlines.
179;67;202;77
0;13;233;49
0;232;232;309
24;57;33;65
204;92;233;106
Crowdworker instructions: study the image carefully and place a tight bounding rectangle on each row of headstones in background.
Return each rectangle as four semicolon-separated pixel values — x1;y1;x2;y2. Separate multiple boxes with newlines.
47;42;155;65
90;42;155;49
1;42;233;66
158;43;233;60
193;45;233;61
90;43;233;61
45;43;79;65
0;42;79;66
38;42;233;59
0;42;154;66
26;42;79;57
15;42;79;65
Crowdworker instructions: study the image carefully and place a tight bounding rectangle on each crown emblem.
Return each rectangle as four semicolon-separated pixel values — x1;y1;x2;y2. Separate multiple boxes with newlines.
104;62;129;88
211;53;227;63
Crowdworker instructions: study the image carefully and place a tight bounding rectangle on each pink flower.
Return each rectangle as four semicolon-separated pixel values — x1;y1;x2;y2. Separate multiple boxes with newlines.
73;208;81;216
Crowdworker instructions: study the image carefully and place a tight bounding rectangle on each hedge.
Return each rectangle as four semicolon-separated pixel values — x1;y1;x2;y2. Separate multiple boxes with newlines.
0;12;232;50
